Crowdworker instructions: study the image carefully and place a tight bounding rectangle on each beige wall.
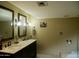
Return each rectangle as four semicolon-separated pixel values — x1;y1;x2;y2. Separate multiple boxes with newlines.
31;17;79;57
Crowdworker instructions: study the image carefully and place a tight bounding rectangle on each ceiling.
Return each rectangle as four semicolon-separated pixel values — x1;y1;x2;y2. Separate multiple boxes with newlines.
9;1;79;19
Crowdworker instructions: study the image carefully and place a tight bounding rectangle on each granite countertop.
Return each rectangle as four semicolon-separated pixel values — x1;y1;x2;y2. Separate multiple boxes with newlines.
0;39;36;54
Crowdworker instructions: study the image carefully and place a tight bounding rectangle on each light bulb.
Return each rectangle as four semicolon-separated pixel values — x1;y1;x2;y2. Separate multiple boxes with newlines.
28;23;32;26
17;22;22;26
23;23;26;26
29;23;35;27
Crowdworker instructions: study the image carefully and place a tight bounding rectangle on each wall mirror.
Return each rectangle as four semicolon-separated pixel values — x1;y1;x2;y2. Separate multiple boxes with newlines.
18;13;27;37
0;6;14;41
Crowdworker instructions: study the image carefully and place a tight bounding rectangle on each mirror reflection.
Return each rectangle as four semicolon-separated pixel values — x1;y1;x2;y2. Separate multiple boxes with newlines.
18;13;27;37
0;6;14;40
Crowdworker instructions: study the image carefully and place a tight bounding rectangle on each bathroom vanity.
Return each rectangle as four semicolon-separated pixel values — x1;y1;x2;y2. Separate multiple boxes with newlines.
0;5;36;58
0;39;36;58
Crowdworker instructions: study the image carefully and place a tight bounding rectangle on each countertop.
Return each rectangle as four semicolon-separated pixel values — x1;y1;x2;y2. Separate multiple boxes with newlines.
0;39;36;54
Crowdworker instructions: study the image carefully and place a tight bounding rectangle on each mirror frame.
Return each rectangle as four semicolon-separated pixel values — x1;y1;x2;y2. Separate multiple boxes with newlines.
0;5;14;41
18;13;27;37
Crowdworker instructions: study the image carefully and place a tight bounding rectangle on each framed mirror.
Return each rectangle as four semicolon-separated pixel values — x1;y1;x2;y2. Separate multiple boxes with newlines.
18;13;27;37
0;6;14;41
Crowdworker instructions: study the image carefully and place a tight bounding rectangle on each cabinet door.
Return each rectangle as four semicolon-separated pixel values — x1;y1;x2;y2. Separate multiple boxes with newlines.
13;41;36;58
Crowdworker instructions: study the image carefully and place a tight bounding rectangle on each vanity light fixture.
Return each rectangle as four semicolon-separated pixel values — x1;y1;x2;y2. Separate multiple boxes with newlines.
17;21;22;26
17;21;27;27
28;22;32;26
17;21;35;28
23;22;27;26
27;22;35;27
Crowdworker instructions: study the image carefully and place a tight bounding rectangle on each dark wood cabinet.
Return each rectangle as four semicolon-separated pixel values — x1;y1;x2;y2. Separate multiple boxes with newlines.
0;41;36;58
